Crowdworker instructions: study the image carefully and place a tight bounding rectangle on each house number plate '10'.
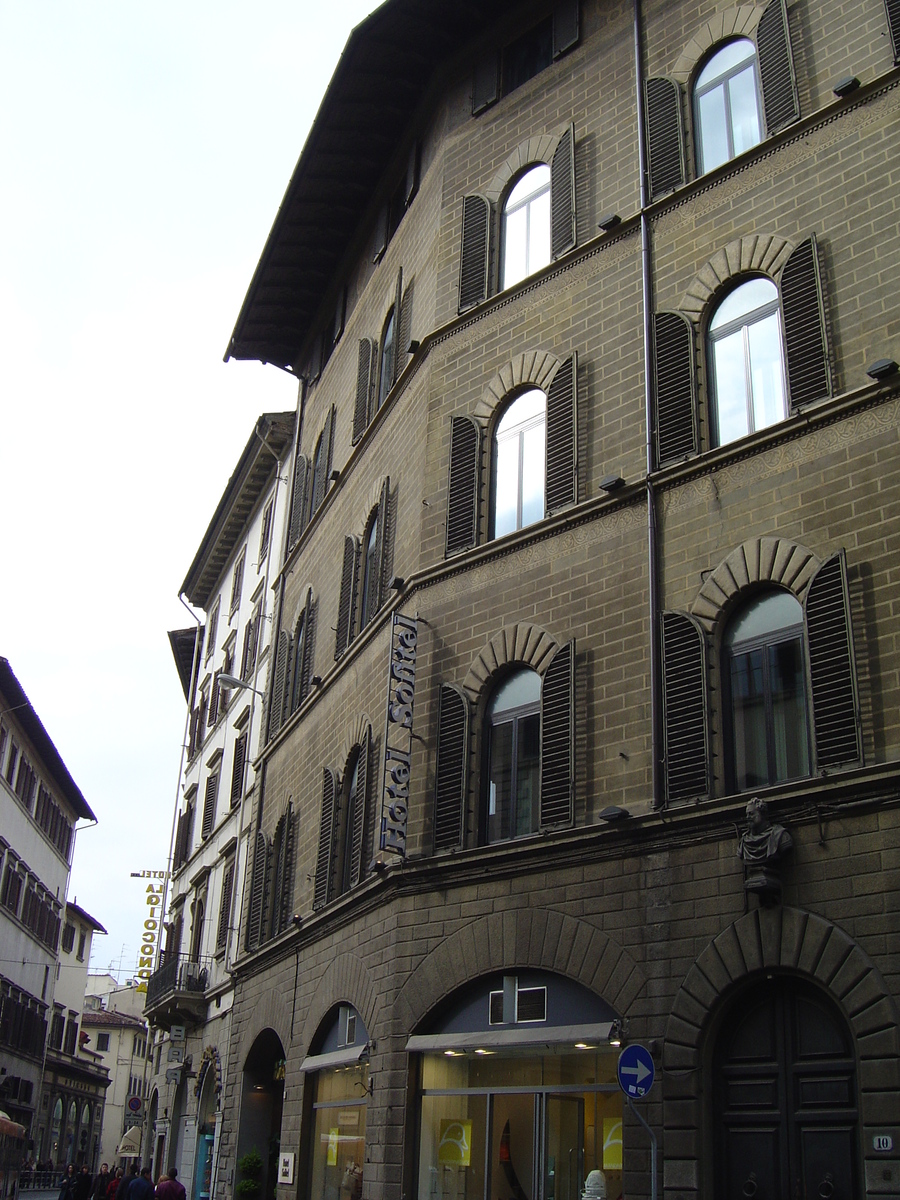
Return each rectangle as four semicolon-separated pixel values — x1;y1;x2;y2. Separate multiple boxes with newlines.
873;1136;893;1152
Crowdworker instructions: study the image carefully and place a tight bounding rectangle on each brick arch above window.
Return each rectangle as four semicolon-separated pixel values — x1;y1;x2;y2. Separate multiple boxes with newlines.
336;713;374;777
297;950;381;1058
462;622;559;703
472;350;562;424
690;536;821;632
678;234;794;320
670;5;765;85
483;130;567;205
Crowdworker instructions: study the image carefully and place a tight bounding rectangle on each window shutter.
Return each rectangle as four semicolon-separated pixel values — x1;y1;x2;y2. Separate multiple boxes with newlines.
313;768;337;909
405;143;420;207
209;672;221;727
433;685;469;850
323;404;336;493
545;352;577;514
230;733;247;808
353;339;375;444
201;774;218;839
296;591;315;710
886;0;900;62
398;277;415;359
756;0;799;133
173;812;186;868
540;641;575;828
551;124;576;260
288;454;309;549
246;829;267;950
781;235;831;409
216;860;234;951
645;78;685;198
661;612;709;802
805;551;862;770
374;476;391;610
446;417;481;555
349;727;371;889
459;195;491;312
392;268;404;386
552;0;580;58
653;312;697;465
268;631;290;740
373;204;388;262
334;536;359;659
473;53;499;115
277;805;296;935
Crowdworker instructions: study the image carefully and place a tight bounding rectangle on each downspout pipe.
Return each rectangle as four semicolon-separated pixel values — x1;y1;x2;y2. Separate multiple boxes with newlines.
633;0;663;808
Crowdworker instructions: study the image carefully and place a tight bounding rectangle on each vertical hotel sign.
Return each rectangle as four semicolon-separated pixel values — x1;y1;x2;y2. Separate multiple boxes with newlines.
130;870;168;985
380;613;417;859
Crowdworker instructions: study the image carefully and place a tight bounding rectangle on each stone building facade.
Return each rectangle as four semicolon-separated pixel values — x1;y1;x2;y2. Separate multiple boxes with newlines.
216;1;900;1198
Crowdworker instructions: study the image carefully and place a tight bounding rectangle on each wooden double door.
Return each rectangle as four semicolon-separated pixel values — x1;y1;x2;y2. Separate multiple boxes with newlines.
714;977;859;1199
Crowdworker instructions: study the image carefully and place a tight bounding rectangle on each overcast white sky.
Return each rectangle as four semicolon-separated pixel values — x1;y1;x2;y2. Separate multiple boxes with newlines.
0;1;380;980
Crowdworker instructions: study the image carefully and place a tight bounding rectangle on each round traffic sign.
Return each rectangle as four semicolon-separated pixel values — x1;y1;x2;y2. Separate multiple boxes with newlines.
617;1044;655;1098
127;1096;143;1114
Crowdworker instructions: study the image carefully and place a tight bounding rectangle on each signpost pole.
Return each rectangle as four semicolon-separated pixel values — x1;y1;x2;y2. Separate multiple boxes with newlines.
625;1095;658;1200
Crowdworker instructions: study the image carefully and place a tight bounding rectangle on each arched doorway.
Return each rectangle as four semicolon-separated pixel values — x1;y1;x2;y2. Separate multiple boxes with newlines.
236;1030;285;1200
712;976;860;1198
194;1055;218;1200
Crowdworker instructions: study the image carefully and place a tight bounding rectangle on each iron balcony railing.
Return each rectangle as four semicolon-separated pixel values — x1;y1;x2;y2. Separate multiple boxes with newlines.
145;952;212;1008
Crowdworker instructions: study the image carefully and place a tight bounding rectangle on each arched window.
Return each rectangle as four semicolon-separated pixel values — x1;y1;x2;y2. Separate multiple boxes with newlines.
724;590;810;791
709;277;786;447
694;39;762;173
493;389;546;538
501;164;551;290
377;307;395;409
485;669;541;843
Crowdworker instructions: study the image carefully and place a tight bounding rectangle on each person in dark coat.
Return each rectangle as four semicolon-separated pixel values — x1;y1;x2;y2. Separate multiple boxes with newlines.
75;1166;93;1200
91;1164;111;1200
129;1167;154;1200
155;1167;186;1200
117;1164;139;1200
59;1165;79;1200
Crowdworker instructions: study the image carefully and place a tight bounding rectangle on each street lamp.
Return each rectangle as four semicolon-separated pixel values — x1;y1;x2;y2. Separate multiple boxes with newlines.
216;673;266;697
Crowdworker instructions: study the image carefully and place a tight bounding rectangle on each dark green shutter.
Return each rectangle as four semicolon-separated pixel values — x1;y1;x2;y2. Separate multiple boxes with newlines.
334;537;359;659
781;235;831;408
246;830;267;950
295;591;315;711
433;686;469;850
757;0;799;132
398;277;415;358
540;641;575;828
661;612;709;802
353;339;375;444
550;124;576;260
446;417;481;555
313;768;337;909
646;78;685;198
374;476;391;611
473;53;499;114
459;195;491;312
349;727;370;889
230;733;246;808
552;0;580;57
268;631;289;740
392;269;404;386
653;312;697;464
805;551;862;769
288;453;309;549
545;353;577;513
216;860;234;951
201;774;218;839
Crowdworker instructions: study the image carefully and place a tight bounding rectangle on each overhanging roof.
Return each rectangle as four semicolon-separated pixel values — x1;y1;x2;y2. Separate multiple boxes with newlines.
225;0;520;371
168;628;201;703
66;900;107;934
0;657;96;822
180;412;295;609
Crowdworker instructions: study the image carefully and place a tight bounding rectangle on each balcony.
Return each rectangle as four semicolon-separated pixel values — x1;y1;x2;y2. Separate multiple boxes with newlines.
144;952;211;1030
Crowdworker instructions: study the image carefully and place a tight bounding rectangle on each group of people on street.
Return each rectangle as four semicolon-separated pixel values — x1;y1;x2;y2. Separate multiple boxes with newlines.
58;1163;186;1200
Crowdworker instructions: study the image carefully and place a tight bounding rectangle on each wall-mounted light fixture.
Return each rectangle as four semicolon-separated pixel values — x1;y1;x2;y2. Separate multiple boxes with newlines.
866;358;898;381
598;213;621;232
217;673;266;698
832;75;860;97
600;474;625;493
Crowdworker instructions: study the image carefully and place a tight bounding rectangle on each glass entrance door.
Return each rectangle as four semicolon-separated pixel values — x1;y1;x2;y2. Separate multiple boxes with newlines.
544;1097;583;1200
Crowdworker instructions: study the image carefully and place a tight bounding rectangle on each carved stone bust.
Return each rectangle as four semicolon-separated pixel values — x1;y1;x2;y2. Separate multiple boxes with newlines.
738;797;792;901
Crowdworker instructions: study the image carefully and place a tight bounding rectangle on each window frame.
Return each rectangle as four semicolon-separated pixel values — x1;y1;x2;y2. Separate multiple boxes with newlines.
722;589;811;792
376;306;396;410
693;38;763;175
483;668;542;845
491;388;547;539
708;276;787;448
500;164;552;292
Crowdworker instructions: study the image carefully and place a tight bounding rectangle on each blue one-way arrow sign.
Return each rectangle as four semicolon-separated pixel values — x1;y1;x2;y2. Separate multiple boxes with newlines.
617;1044;655;1098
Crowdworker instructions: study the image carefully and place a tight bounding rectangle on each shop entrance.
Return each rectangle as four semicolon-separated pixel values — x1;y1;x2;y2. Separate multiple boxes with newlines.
713;977;859;1198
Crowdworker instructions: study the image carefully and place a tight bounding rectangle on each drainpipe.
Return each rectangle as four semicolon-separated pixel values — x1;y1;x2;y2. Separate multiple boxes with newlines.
633;0;663;808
